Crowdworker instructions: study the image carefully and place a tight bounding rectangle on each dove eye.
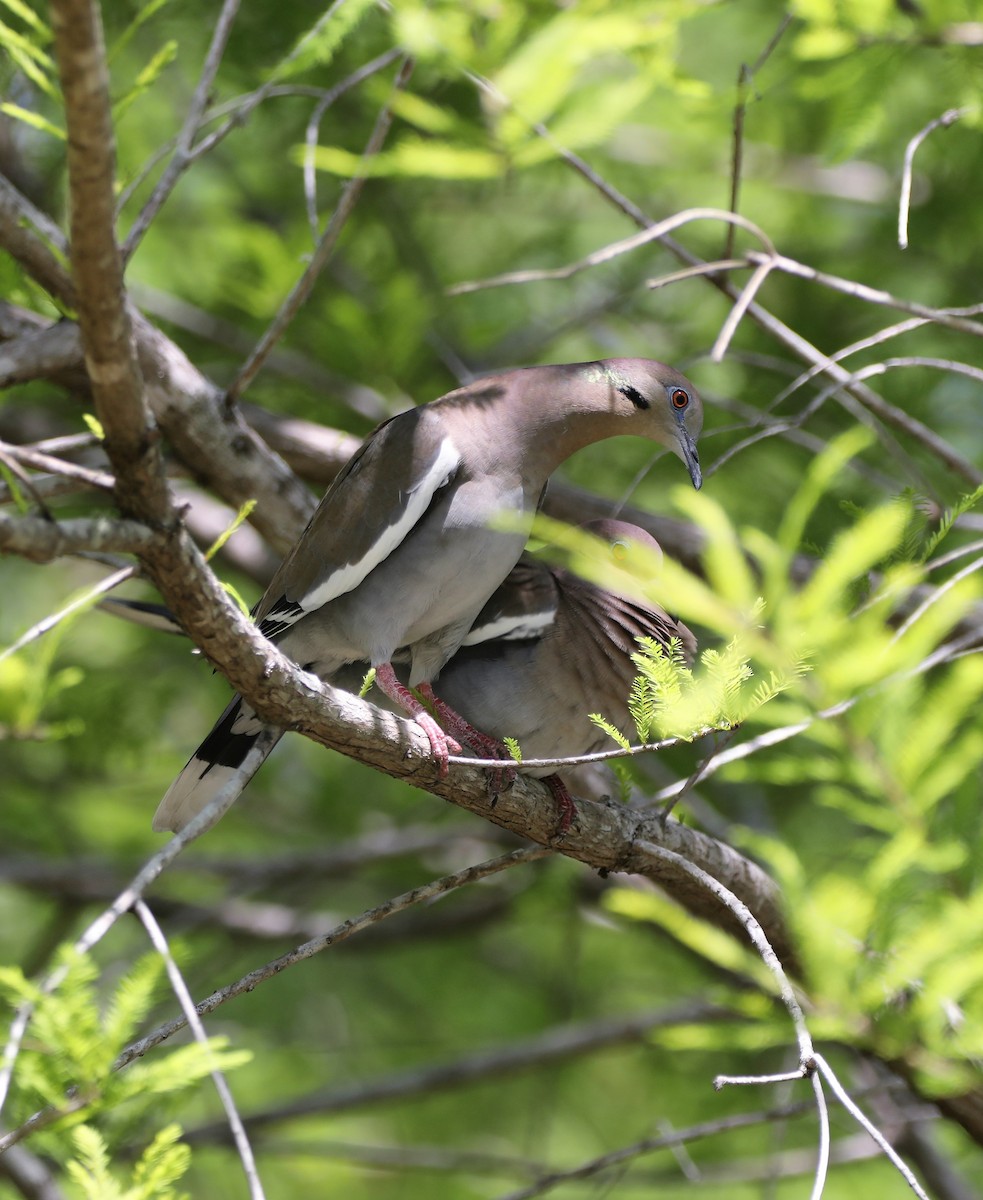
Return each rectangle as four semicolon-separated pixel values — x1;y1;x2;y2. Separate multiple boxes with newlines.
671;388;689;410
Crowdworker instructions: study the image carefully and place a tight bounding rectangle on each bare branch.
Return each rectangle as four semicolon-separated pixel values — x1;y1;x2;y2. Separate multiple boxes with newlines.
0;176;74;311
0;510;159;560
448;208;775;296
711;255;776;361
0;440;114;495
746;249;983;339
0;321;89;391
51;0;169;524
814;1054;929;1200
0;566;134;663
898;107;969;250
302;48;405;241
724;14;793;258
119;846;548;1070
181;1001;727;1142
226;57;414;404
123;0;243;258
134;900;266;1200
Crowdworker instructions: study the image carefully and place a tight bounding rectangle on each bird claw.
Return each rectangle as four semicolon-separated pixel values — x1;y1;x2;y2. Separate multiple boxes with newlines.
544;775;576;836
415;711;462;779
417;683;515;791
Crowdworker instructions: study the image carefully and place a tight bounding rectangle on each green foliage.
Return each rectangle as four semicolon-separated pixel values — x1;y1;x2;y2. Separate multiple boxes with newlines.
203;498;257;561
271;0;379;83
502;734;522;763
5;0;983;1191
0;14;57;100
587;712;631;751
113;39;179;123
0;947;248;1183
921;482;983;564
67;1123;190;1200
0;460;28;513
82;413;105;441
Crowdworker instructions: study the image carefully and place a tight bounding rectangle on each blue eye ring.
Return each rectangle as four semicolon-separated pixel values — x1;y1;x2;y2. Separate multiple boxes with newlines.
670;388;689;410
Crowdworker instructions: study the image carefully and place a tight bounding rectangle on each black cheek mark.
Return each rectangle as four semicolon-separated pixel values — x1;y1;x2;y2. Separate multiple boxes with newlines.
617;384;649;410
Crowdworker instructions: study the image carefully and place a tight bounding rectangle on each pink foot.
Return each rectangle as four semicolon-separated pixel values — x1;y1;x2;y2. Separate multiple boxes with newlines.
374;664;461;777
544;775;576;835
418;683;517;794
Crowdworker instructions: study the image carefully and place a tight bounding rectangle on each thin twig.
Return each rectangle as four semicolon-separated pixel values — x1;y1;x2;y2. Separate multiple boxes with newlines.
134;900;266;1200
898;107;969;250
724;15;792;259
123;0;243;258
494;1101;826;1200
302;48;405;241
814;1053;930;1200
115;846;549;1070
0;441;114;494
647;257;750;291
766;316;930;416
0;741;270;1123
892;553;983;643
809;1070;831;1200
711;255;776;360
0;566;135;664
640;841;813;1062
449;208;775;296
225;57;413;404
0;447;52;515
447;732;694;772
745;249;983;340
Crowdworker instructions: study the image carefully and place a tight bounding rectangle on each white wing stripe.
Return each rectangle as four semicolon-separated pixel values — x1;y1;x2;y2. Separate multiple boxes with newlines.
461;607;556;646
300;435;462;614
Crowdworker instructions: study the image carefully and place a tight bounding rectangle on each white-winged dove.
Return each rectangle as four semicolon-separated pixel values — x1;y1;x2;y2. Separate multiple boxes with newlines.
425;519;697;825
153;360;703;833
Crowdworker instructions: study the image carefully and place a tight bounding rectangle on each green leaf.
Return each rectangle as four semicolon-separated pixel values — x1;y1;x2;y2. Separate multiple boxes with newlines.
204;499;257;561
220;580;252;619
113;40;178;121
0;18;58;97
107;0;172;64
271;0;378;82
588;712;631;751
304;140;504;180
82;413;105;441
0;460;29;512
0;101;64;140
0;0;50;39
921;482;983;562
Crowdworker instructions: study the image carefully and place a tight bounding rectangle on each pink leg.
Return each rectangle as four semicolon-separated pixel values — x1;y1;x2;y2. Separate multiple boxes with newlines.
374;664;461;778
544;775;576;835
418;683;516;794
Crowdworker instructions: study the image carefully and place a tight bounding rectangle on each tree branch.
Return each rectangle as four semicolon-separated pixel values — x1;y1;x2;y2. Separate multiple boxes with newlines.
51;0;169;525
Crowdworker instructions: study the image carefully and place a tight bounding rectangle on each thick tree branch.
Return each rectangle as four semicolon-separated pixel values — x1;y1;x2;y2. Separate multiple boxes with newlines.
51;0;169;525
0;511;159;560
